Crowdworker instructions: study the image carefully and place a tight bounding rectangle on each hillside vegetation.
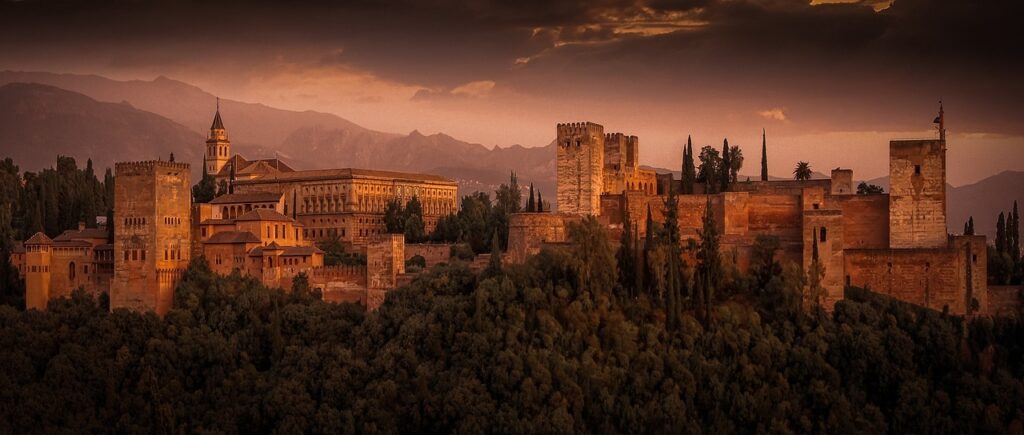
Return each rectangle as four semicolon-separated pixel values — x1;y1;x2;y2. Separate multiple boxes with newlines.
1;219;1022;433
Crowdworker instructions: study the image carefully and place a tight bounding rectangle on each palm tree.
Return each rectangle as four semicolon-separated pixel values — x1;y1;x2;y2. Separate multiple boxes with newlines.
793;161;812;181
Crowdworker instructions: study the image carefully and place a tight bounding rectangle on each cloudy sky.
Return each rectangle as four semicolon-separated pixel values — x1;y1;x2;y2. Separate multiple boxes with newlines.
1;0;1021;185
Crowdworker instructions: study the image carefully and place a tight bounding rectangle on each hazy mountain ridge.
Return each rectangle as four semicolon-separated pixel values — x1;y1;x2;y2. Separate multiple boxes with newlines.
0;82;205;171
0;71;557;196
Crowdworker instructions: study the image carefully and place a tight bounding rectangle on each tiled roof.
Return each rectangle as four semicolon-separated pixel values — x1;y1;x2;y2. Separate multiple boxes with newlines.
209;191;284;204
200;219;236;225
214;155;296;178
24;232;53;245
235;167;455;184
235;208;293;222
249;244;323;257
205;231;261;244
53;240;92;248
54;228;108;241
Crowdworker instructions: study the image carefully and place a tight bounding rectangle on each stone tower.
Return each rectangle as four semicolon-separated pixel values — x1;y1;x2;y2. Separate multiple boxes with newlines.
23;232;53;310
602;133;639;194
888;107;947;248
110;161;192;316
557;122;605;215
205;102;230;175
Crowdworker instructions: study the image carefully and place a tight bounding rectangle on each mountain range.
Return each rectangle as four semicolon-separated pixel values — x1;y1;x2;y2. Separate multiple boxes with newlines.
0;71;1020;240
0;71;556;197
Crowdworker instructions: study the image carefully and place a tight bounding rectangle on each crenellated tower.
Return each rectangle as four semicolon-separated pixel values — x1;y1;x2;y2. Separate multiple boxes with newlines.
110;160;192;316
557;122;605;215
205;99;230;175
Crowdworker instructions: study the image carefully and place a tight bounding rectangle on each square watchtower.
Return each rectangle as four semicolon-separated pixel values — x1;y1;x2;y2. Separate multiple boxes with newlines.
556;122;605;215
110;160;192;315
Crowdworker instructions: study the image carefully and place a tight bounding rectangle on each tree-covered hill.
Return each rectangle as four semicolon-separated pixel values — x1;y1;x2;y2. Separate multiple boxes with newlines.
1;222;1023;433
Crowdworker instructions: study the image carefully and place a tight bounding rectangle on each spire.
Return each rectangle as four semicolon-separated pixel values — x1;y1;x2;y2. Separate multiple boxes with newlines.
211;97;225;131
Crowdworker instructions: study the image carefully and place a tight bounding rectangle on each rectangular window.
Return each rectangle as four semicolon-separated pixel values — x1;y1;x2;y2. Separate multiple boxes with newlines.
914;165;921;175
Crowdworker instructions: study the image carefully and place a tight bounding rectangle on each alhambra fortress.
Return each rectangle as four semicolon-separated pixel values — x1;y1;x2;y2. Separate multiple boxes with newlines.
9;105;1009;317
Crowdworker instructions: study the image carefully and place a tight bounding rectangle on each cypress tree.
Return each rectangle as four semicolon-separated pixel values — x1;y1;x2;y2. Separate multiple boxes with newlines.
964;219;970;236
634;225;644;298
527;183;536;212
684;139;696;194
1007;201;1015;262
761;128;768;181
618;209;635;297
484;230;503;277
996;212;1006;254
968;216;975;235
720;139;731;193
536;191;543;212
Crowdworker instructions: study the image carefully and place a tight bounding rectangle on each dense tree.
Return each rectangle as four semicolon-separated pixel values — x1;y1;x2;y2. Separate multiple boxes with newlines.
996;212;1006;254
857;182;884;194
728;144;743;184
696;146;721;193
536;190;544;213
403;196;426;242
794;161;812;181
192;165;217;203
384;199;404;233
750;234;782;291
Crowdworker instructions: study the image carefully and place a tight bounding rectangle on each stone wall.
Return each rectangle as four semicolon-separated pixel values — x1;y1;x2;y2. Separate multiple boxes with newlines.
844;236;986;315
405;243;452;267
803;209;845;310
557;122;604;215
833;195;889;249
367;233;404;291
507;213;580;263
889;139;947;248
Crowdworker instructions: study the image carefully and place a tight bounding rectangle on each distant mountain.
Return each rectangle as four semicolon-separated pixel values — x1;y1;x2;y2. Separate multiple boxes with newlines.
948;171;1024;240
0;82;205;172
0;71;556;197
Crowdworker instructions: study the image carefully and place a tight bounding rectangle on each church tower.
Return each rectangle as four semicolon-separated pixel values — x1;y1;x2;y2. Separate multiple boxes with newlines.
205;99;230;175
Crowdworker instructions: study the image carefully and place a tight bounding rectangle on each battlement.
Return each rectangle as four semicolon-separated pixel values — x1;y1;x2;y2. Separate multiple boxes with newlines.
603;132;638;142
557;122;604;140
115;160;191;176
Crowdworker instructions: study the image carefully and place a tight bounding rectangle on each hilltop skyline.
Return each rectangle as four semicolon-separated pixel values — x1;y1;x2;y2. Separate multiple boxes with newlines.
1;0;1022;186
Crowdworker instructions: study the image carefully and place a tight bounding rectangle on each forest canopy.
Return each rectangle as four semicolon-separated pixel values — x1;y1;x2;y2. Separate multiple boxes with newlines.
1;218;1023;433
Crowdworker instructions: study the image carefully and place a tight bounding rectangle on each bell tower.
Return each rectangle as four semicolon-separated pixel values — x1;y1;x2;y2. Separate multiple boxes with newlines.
205;98;230;175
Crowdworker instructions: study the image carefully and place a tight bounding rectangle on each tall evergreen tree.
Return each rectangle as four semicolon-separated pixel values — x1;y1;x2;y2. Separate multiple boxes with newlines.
192;165;217;203
536;191;543;212
761;128;769;181
617;209;635;298
720;139;731;192
968;216;975;236
483;230;503;278
695;192;720;327
997;212;1007;254
527;183;536;212
1012;201;1020;264
682;136;696;195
